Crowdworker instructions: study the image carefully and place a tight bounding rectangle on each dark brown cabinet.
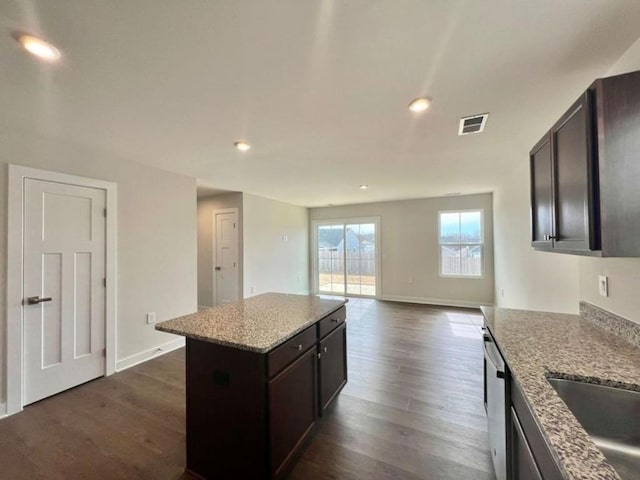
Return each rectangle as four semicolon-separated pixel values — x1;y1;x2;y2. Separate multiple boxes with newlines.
530;91;599;253
185;306;347;480
530;70;640;256
318;323;347;415
510;407;543;480
550;91;599;251
269;348;318;477
509;376;563;480
530;135;554;248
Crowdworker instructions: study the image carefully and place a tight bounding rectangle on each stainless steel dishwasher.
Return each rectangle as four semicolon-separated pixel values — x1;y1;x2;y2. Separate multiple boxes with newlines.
484;328;506;480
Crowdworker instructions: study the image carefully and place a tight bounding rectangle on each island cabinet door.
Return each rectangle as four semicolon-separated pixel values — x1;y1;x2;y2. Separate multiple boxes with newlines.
318;323;347;415
269;347;318;478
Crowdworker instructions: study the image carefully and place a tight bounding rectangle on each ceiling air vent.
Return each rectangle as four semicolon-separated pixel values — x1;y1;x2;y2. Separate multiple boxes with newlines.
458;113;489;135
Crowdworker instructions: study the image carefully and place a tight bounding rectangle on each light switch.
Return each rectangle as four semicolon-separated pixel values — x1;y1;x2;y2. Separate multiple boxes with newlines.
598;275;608;297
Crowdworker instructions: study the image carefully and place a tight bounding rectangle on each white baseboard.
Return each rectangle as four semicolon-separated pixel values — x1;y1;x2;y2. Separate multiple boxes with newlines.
115;337;185;372
380;294;491;309
198;304;212;311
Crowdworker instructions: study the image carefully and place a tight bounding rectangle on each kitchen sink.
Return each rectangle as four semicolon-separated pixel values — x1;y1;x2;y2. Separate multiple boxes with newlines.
547;378;640;480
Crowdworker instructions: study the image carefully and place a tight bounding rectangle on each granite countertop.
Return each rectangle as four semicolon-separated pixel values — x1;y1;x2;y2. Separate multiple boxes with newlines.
156;293;347;353
482;306;640;480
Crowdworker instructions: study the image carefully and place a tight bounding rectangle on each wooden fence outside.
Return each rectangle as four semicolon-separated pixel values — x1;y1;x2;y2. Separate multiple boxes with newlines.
318;249;376;276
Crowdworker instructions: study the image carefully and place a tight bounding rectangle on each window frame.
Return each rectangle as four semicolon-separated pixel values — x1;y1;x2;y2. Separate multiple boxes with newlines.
438;209;484;279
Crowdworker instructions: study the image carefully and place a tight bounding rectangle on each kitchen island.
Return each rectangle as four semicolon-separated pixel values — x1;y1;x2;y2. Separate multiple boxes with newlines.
156;293;348;480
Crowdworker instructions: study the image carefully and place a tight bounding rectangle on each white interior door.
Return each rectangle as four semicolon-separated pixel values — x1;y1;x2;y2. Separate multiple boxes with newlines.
214;210;239;305
23;178;106;405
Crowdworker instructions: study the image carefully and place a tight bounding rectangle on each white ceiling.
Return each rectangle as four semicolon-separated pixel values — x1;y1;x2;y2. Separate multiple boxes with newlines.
2;1;640;207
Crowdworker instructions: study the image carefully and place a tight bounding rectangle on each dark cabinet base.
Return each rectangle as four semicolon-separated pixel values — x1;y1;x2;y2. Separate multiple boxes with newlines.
184;307;347;480
186;340;269;480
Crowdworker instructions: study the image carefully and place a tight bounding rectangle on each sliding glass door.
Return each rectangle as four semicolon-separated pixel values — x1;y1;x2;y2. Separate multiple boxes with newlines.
317;224;345;294
315;219;379;297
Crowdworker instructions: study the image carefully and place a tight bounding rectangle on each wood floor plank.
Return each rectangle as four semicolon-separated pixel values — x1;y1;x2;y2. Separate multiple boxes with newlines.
0;297;494;479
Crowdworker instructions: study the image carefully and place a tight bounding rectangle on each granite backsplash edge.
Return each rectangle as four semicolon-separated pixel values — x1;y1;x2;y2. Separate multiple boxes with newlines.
580;301;640;348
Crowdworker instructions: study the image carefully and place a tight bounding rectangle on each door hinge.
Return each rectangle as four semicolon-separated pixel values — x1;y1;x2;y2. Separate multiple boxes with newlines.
101;348;106;358
103;208;107;217
103;278;107;287
233;222;236;228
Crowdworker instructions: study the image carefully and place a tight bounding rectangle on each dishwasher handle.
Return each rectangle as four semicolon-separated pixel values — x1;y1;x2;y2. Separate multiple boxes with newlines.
484;339;506;379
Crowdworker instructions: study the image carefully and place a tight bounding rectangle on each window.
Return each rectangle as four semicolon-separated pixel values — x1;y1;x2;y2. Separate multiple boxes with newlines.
439;210;483;277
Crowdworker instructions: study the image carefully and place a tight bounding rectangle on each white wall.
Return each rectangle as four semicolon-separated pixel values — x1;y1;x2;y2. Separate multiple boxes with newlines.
197;192;243;307
0;128;198;406
578;37;640;324
242;193;309;297
493;162;580;313
310;193;495;307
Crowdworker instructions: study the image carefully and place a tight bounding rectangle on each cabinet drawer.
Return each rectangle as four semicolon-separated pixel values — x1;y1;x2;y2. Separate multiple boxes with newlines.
318;306;346;339
268;326;317;378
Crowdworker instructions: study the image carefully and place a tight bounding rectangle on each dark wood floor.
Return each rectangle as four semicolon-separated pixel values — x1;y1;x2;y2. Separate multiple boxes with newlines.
0;298;494;480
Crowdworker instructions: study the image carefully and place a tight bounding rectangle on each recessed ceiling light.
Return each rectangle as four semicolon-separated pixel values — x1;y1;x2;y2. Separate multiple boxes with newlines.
15;33;61;62
234;141;251;152
408;97;431;113
360;185;368;190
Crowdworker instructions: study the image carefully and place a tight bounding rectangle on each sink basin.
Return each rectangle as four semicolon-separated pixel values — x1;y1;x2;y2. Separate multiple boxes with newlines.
547;378;640;480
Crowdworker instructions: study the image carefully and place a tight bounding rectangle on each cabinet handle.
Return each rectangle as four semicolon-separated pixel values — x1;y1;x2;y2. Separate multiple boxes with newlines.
317;353;322;359
331;318;340;323
323;347;328;353
295;344;302;351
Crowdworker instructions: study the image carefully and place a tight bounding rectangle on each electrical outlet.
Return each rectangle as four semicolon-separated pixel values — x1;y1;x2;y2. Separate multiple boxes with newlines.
250;286;255;294
501;288;505;297
282;234;288;242
598;275;609;297
146;312;156;324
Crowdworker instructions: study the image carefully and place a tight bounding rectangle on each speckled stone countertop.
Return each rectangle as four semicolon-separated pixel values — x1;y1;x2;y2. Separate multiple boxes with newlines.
156;293;347;353
482;306;640;480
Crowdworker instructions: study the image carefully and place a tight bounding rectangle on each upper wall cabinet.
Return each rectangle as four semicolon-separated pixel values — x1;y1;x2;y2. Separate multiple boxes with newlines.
530;70;640;256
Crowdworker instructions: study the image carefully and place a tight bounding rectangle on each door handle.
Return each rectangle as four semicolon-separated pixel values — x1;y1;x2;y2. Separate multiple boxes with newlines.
26;296;52;305
215;266;221;271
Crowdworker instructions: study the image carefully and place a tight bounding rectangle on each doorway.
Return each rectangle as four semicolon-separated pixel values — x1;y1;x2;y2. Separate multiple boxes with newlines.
213;208;239;305
312;218;380;297
7;165;117;415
